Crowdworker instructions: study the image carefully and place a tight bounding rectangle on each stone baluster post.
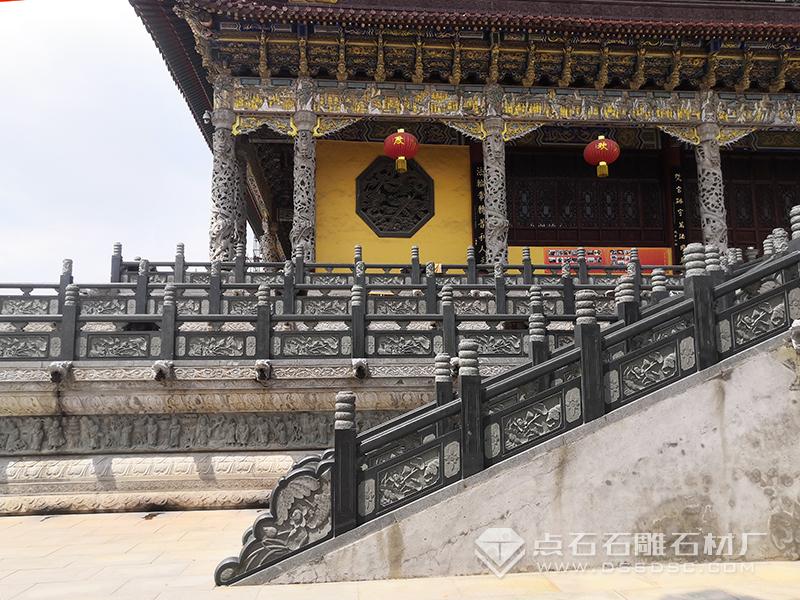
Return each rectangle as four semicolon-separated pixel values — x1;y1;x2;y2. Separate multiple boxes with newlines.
350;283;365;359
333;390;357;535
575;290;603;422
209;80;247;262
160;284;177;360
694;123;729;251
135;259;149;315
110;242;123;283
790;205;800;252
441;284;457;357
458;339;483;478
615;264;639;325
772;228;790;255
763;235;775;258
60;284;79;361
683;243;717;370
528;285;549;366
482;117;508;265
650;268;669;304
410;246;421;284
255;283;272;359
234;241;247;283
705;243;725;288
174;243;186;284
58;259;74;313
522;247;533;285
291;110;317;262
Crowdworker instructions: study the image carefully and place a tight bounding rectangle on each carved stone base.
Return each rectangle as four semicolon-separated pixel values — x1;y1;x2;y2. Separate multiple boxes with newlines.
0;451;305;515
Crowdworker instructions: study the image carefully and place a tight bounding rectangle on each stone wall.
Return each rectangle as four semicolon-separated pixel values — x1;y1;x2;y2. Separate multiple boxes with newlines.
235;332;800;585
0;357;524;514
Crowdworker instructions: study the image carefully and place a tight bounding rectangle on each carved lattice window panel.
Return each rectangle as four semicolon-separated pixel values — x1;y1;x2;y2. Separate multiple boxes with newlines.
684;152;800;247
356;157;434;238
506;148;667;246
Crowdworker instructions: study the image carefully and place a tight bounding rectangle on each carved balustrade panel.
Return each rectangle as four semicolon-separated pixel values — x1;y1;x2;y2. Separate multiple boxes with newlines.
484;378;582;465
717;286;799;359
357;428;461;523
0;296;58;316
0;333;54;360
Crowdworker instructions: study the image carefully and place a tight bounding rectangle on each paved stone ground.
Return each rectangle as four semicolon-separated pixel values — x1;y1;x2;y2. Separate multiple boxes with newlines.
1;509;799;600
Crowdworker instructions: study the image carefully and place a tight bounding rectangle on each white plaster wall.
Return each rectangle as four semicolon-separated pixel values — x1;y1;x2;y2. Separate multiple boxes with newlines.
239;333;800;585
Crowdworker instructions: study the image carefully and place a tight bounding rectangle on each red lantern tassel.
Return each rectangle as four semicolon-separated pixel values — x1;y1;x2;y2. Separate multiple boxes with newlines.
396;156;407;173
597;161;608;178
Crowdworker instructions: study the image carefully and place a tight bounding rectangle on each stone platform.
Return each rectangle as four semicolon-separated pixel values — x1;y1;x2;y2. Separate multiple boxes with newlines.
0;357;524;514
1;509;799;600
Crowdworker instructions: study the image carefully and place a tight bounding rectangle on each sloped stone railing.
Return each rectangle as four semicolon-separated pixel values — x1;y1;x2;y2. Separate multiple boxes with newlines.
214;232;800;585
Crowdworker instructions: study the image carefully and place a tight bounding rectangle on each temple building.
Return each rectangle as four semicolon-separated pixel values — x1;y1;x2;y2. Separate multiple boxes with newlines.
131;0;800;266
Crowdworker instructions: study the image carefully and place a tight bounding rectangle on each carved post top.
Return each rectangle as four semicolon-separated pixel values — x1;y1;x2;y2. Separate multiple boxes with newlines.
440;284;453;306
772;228;790;253
256;283;270;306
163;284;176;306
629;247;639;263
112;242;122;257
522;247;531;262
575;289;597;325
528;285;543;309
235;241;246;258
175;243;185;257
210;260;222;277
353;244;363;263
425;261;435;278
62;259;73;276
682;242;708;277
791;205;800;240
64;284;79;306
614;272;636;305
763;235;775;257
138;259;149;277
411;245;420;261
434;353;451;382
704;244;723;271
697;122;721;144
457;339;479;377
651;268;667;292
466;246;476;261
334;390;356;430
293;109;317;132
350;283;364;306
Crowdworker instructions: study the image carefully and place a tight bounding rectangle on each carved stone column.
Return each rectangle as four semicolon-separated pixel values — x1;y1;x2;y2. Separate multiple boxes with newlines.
291;110;317;262
695;123;728;251
482;117;509;265
209;80;247;262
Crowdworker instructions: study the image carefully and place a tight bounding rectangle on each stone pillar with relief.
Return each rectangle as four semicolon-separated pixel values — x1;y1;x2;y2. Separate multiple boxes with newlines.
482;116;509;265
695;123;728;251
291;110;317;262
208;78;247;262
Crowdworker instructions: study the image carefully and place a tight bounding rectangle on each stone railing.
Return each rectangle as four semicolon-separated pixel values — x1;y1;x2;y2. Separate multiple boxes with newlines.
0;245;688;365
214;233;800;585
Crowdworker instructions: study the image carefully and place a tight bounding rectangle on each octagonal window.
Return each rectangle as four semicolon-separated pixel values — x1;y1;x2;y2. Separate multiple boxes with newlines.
356;156;434;238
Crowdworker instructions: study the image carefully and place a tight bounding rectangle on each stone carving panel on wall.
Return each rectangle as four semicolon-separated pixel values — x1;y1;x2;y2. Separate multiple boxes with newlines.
0;411;402;456
356;156;434;238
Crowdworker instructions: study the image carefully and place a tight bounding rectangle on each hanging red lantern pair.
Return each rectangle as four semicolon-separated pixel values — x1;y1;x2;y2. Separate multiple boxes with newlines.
583;135;621;178
383;129;419;173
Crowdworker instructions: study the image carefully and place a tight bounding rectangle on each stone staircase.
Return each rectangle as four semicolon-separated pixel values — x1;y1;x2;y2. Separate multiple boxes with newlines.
215;241;800;585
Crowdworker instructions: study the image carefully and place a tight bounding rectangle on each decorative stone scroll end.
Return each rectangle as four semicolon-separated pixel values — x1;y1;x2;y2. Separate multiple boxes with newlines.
151;360;175;384
214;451;334;586
254;359;272;383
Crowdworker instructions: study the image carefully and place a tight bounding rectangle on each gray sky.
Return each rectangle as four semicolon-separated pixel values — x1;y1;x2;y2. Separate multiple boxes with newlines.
0;0;212;282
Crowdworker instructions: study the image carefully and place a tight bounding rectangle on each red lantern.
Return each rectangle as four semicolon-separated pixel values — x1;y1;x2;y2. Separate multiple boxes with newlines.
583;136;621;178
383;129;419;173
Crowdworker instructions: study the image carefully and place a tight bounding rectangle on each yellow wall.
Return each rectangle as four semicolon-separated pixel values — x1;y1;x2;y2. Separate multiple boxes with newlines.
316;140;473;264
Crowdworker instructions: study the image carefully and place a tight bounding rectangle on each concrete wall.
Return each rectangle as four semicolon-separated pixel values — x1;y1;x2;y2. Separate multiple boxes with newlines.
238;332;800;585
